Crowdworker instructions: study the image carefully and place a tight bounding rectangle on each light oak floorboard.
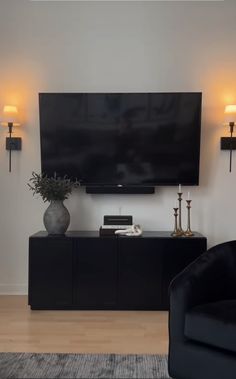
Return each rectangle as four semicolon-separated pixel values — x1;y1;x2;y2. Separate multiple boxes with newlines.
0;296;169;354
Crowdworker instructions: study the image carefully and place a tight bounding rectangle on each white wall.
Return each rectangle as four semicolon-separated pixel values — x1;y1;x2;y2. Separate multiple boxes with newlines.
0;0;236;294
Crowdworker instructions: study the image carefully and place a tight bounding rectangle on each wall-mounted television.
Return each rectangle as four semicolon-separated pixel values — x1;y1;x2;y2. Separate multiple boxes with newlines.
39;92;202;193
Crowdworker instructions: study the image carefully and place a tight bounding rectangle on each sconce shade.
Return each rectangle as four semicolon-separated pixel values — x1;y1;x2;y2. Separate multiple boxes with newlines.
1;105;20;126
224;105;236;124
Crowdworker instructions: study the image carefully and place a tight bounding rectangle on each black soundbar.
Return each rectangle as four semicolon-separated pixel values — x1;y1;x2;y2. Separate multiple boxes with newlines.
86;186;155;194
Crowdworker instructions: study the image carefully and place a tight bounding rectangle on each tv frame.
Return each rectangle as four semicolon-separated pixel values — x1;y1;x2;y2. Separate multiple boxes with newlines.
39;92;202;194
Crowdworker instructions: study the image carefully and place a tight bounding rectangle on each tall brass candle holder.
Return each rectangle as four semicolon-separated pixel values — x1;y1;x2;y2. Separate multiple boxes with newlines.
184;200;194;237
177;192;184;236
171;207;181;237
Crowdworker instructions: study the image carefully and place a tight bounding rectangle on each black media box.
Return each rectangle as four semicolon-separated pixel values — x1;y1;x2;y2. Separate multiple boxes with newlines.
104;215;133;225
99;215;133;236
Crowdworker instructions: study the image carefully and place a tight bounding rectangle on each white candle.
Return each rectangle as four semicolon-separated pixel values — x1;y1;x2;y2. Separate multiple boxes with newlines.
178;184;182;193
174;200;178;208
188;191;190;200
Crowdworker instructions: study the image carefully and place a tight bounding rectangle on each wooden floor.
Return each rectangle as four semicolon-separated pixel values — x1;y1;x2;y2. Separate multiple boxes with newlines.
0;296;169;354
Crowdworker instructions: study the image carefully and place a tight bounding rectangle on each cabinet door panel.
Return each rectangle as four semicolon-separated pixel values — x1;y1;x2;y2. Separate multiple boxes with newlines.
161;238;207;309
118;238;162;309
29;239;73;307
74;238;117;308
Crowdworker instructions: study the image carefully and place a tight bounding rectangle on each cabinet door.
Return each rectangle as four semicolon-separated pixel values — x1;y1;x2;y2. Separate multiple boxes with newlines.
74;238;117;308
118;238;162;309
29;238;73;308
161;238;207;309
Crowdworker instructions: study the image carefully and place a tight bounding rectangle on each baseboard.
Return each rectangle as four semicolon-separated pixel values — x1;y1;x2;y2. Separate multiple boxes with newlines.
0;284;28;295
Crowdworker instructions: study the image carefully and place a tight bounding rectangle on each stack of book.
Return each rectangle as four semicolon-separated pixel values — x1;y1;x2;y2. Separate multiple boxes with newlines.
99;215;133;236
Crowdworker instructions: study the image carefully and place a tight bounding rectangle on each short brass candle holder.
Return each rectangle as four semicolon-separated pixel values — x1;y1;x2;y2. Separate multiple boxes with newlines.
171;207;181;237
184;200;194;237
177;192;184;236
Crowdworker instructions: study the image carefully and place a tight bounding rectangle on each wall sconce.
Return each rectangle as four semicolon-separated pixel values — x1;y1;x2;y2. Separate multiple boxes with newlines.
1;105;21;172
221;105;236;172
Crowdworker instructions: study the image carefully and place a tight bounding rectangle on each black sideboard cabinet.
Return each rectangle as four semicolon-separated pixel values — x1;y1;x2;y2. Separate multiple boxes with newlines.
28;231;207;310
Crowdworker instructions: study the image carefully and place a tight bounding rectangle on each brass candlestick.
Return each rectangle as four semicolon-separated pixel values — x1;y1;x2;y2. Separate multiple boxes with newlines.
177;192;184;236
185;200;194;237
171;208;181;237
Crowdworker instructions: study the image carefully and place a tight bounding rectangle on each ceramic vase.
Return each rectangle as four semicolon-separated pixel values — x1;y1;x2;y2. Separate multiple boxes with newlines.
43;200;70;235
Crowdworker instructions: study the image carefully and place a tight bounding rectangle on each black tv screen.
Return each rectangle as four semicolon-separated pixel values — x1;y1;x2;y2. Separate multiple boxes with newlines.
39;92;202;186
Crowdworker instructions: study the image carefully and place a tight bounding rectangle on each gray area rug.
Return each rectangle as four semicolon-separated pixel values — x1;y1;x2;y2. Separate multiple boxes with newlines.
0;353;170;378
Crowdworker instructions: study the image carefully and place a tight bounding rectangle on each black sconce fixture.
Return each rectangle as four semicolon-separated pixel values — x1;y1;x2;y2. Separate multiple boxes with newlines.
221;105;236;172
2;105;22;172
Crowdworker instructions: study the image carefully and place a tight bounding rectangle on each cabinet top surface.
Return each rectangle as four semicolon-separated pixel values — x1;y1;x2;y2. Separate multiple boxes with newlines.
30;231;206;239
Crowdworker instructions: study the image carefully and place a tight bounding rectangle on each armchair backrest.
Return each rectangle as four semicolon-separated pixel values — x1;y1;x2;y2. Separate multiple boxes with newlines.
169;240;236;344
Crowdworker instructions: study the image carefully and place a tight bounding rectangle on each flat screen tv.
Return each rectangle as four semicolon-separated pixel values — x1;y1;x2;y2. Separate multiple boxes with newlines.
39;92;202;189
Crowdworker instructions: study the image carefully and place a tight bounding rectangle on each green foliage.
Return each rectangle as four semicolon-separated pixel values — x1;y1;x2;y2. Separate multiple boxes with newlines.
28;172;80;202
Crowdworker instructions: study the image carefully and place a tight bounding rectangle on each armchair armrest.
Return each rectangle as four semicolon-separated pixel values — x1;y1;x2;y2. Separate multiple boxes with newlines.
169;240;236;343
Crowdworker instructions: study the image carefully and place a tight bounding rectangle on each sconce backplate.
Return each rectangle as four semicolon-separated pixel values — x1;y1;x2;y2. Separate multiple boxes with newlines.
221;137;236;150
6;137;22;151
